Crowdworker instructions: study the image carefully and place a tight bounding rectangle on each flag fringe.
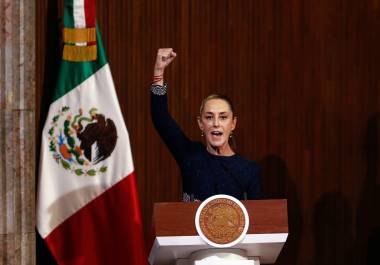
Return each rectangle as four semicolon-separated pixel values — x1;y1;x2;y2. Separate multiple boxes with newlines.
63;27;96;43
63;45;97;62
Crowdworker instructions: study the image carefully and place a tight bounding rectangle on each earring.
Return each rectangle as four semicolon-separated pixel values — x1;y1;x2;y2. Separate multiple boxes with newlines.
201;131;204;137
229;131;233;138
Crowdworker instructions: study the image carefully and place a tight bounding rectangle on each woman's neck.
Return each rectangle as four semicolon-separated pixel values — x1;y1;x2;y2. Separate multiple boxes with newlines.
206;143;235;156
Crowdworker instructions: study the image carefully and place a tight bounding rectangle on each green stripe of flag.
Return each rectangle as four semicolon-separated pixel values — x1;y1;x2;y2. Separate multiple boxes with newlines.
53;29;108;102
63;0;75;28
52;0;108;103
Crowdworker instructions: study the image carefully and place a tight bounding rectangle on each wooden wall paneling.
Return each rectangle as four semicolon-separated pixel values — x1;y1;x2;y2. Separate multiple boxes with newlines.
36;1;380;264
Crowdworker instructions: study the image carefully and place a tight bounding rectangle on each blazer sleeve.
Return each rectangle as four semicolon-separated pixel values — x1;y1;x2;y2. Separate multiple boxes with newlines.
150;91;192;163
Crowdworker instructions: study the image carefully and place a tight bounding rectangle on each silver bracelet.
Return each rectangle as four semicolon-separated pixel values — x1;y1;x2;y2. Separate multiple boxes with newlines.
150;83;167;95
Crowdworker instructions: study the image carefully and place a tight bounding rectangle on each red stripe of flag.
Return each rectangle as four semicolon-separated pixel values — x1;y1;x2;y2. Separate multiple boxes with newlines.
45;173;148;265
84;0;96;27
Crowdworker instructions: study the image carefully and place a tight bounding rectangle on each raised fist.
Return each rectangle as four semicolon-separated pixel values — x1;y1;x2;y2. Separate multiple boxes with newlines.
154;48;177;75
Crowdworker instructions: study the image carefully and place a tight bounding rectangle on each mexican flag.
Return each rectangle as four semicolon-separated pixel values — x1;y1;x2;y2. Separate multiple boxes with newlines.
36;0;147;264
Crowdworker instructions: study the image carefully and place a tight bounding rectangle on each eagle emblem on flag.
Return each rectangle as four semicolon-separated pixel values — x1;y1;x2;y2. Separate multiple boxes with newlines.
48;105;118;176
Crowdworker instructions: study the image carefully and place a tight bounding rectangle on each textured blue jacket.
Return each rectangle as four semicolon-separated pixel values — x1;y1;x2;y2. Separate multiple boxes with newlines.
151;92;262;201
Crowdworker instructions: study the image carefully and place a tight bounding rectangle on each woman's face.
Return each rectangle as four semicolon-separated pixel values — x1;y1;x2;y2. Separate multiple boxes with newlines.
198;98;237;149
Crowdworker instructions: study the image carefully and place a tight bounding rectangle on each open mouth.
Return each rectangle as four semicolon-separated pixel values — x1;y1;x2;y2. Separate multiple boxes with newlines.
210;131;223;136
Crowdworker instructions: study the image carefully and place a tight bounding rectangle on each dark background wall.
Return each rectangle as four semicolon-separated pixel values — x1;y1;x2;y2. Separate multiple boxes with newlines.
36;1;380;264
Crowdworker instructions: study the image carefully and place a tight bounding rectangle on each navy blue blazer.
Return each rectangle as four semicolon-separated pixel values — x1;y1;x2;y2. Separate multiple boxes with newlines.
151;91;262;201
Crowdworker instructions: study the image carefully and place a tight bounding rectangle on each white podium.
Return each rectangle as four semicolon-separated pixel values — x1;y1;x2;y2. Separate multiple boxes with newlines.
148;200;288;265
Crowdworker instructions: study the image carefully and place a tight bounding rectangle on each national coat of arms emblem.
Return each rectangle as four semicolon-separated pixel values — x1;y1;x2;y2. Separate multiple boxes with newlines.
47;106;118;176
195;195;249;248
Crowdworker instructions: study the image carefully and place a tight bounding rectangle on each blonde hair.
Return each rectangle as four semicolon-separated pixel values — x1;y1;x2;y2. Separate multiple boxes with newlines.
199;94;236;116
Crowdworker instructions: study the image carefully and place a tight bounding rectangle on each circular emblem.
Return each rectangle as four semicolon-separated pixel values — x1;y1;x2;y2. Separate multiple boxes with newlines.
195;195;249;248
47;106;118;176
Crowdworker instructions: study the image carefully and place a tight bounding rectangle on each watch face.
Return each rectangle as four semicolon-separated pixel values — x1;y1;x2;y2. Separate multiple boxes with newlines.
195;194;249;248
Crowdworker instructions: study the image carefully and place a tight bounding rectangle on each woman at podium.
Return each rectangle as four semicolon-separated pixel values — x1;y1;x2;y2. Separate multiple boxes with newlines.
150;48;262;202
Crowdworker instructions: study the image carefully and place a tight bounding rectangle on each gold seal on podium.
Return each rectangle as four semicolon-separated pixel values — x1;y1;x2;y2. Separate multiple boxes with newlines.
195;195;249;248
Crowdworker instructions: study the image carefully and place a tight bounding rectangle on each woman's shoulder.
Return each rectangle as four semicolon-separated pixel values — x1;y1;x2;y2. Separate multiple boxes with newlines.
234;153;258;164
179;141;205;158
234;154;261;171
187;141;204;151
